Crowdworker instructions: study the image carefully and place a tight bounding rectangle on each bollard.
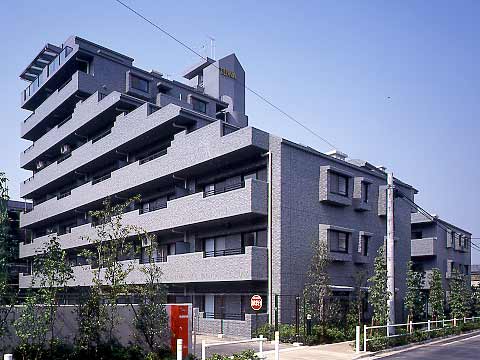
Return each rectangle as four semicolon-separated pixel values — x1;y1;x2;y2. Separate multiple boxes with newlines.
177;338;183;360
259;334;264;359
355;326;360;354
4;355;13;360
274;331;280;360
201;339;206;360
363;324;367;352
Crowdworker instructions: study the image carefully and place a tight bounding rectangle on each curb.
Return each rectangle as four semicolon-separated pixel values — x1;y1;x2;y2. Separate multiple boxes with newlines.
352;328;480;359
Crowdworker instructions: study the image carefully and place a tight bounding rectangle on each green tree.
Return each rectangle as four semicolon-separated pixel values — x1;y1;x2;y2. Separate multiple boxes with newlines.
448;268;468;319
368;245;390;326
14;292;51;360
130;230;168;354
471;285;480;316
346;270;368;337
80;196;139;348
33;235;74;351
303;239;332;325
404;261;424;323
429;268;444;322
0;171;15;351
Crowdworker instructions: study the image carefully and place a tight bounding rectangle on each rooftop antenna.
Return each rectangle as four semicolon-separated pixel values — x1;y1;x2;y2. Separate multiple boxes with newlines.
208;36;216;60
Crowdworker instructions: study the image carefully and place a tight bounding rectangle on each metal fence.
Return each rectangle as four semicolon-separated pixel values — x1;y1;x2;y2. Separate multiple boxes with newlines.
358;316;480;353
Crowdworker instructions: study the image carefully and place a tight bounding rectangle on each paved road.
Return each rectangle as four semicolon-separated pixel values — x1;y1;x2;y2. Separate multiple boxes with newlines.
376;332;480;360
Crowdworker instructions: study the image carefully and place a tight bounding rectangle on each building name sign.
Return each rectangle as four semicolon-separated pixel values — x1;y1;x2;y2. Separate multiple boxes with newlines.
220;67;237;80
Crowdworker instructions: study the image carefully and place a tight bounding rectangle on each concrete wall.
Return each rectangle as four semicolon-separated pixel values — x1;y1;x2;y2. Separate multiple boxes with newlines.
197;312;267;338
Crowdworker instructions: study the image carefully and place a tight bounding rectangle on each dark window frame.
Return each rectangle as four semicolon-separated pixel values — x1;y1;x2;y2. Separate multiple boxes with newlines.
361;181;369;203
130;74;150;93
192;97;207;114
360;235;369;256
330;172;349;197
329;230;349;253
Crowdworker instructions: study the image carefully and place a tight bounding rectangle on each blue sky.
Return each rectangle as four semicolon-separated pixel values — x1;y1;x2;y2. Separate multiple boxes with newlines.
1;0;479;261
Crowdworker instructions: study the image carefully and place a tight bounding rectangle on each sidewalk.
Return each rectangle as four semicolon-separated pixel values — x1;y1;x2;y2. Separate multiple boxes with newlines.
261;341;357;360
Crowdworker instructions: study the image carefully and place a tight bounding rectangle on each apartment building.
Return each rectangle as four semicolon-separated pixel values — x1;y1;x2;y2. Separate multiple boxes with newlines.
17;36;416;337
411;212;471;290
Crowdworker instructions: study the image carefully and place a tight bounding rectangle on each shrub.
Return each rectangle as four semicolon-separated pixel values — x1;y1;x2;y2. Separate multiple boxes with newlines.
207;350;259;360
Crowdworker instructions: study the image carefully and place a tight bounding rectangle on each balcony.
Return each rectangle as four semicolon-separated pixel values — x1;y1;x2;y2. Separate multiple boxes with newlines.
19;245;268;288
21;90;140;167
20;102;187;198
411;237;437;257
20;122;269;227
19;178;268;256
21;70;99;141
21;45;79;110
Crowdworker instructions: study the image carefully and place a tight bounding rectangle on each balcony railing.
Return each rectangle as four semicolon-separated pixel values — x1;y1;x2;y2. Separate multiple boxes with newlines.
204;181;244;197
204;312;245;321
139;149;168;165
139;202;168;214
91;173;111;185
23;46;73;101
139;254;168;264
91;128;112;144
204;248;245;258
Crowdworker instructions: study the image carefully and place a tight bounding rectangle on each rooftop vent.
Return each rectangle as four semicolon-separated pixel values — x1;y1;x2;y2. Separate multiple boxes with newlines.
326;150;348;161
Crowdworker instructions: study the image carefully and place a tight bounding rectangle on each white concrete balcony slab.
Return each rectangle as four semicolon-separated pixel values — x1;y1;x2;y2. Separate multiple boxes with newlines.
21;71;99;140
19;178;268;257
20;122;269;227
19;245;268;288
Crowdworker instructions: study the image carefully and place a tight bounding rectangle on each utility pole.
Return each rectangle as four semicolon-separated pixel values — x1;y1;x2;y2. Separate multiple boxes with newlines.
386;172;395;328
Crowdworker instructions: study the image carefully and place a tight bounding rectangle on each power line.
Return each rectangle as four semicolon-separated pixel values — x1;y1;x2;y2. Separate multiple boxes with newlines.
112;0;338;150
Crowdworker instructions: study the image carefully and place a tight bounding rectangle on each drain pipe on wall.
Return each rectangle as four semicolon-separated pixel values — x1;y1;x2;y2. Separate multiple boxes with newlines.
262;151;273;325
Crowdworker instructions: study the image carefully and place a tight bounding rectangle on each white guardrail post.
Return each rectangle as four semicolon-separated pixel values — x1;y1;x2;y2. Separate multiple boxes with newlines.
201;339;206;360
4;355;13;360
274;331;280;360
177;338;183;360
355;326;360;353
428;320;431;332
363;324;367;352
259;335;264;359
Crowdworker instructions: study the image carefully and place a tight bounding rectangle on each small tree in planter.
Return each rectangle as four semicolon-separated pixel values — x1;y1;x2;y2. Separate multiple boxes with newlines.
449;268;468;320
368;245;390;327
303;239;332;326
404;261;424;330
80;196;139;348
429;268;444;324
34;235;74;349
14;292;51;360
130;230;169;354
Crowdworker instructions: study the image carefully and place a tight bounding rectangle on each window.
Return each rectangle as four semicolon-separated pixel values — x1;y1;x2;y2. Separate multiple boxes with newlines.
242;230;267;247
360;235;369;256
330;230;349;253
77;59;90;74
330;172;349;196
130;74;149;93
192;98;207;113
412;231;423;239
361;182;369;203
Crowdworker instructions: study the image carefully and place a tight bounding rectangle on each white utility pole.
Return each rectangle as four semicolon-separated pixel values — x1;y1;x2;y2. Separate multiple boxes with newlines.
386;172;395;328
